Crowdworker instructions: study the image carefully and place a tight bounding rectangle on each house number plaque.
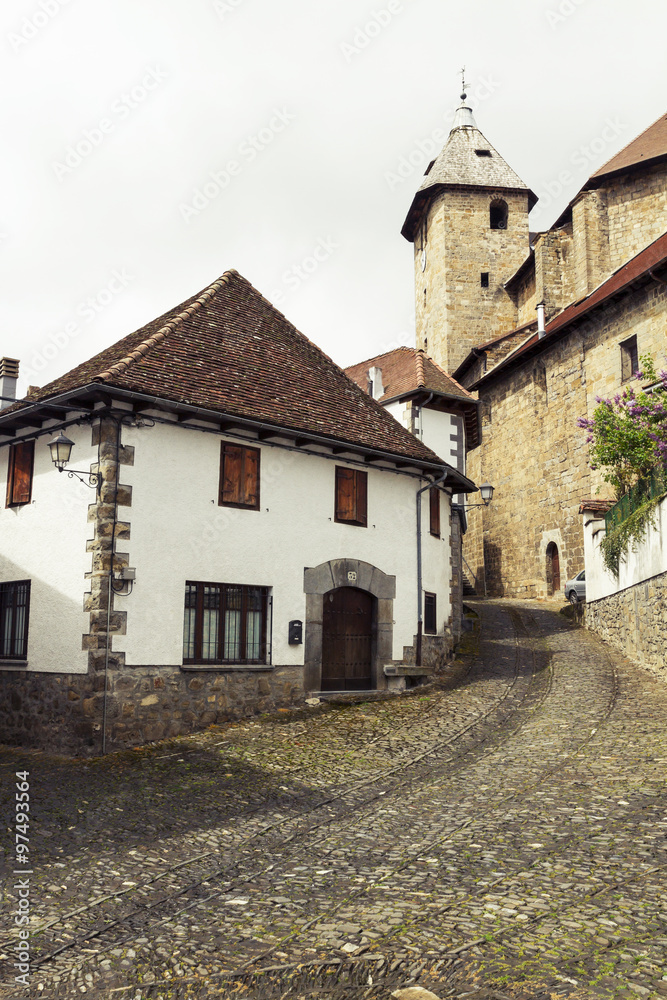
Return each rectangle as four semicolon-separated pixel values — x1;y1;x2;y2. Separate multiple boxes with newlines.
347;571;357;582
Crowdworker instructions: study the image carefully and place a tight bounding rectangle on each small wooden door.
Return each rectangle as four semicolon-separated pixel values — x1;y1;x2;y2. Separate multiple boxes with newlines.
321;587;374;691
547;542;560;595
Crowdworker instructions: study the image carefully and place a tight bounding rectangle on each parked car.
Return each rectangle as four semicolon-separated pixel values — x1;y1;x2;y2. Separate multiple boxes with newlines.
564;570;586;604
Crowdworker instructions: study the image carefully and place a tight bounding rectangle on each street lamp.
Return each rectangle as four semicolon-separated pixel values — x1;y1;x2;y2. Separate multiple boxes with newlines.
461;482;495;509
48;432;102;492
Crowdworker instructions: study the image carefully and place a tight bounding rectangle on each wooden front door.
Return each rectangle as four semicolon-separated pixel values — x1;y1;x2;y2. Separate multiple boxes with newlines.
321;587;374;691
547;542;561;595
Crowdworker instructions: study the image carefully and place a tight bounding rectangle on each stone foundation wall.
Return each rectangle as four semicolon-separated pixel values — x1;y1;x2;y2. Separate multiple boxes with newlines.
585;571;667;682
0;663;304;756
402;633;453;671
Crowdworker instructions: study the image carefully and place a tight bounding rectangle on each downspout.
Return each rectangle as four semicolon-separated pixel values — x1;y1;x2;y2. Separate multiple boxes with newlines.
416;469;449;666
536;302;546;339
414;391;433;440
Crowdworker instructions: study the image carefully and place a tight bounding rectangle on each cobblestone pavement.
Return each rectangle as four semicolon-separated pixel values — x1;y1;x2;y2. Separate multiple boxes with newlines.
1;600;666;1000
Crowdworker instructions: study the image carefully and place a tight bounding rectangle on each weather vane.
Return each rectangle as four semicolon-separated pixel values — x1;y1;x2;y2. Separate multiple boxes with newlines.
460;66;467;101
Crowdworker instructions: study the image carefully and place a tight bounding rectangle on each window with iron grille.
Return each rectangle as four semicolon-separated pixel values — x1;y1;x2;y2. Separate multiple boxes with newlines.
424;592;437;635
183;582;268;664
620;335;638;383
0;580;30;659
6;440;34;508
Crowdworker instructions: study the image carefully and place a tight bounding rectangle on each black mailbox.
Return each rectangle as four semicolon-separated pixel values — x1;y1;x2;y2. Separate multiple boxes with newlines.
288;620;303;645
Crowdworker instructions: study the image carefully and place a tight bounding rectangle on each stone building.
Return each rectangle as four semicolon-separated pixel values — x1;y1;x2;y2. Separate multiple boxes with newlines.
400;93;667;598
0;270;474;753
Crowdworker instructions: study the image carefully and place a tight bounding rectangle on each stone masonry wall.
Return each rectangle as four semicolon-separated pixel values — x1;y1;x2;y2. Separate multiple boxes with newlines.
415;188;531;373
0;663;304;756
604;163;667;273
586;571;667;683
463;279;667;598
573;190;610;299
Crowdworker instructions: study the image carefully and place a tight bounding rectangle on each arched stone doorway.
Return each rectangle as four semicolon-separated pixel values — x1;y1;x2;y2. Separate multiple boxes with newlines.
303;559;396;693
546;542;561;596
321;587;374;691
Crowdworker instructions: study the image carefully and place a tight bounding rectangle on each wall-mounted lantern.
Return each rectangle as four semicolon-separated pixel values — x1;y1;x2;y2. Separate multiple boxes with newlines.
48;432;101;492
462;482;495;509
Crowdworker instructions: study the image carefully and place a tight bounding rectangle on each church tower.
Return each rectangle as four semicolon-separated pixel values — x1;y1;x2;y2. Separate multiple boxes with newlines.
401;85;537;373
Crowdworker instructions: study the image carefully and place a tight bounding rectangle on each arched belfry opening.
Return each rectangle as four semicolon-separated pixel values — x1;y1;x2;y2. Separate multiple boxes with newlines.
490;199;508;230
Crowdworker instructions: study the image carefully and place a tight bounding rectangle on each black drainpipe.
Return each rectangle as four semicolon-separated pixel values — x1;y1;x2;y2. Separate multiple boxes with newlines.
416;469;449;667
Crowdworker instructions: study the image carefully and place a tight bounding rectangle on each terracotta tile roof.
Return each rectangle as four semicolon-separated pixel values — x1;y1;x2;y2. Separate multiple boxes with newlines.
470;231;667;388
579;499;614;514
11;271;449;468
589;111;667;182
345;347;475;403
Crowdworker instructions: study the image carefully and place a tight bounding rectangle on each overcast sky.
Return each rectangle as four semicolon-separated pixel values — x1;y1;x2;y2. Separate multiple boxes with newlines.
2;0;666;396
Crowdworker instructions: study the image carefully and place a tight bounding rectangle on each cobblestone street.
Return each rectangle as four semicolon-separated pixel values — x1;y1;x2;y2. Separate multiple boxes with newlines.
1;600;666;1000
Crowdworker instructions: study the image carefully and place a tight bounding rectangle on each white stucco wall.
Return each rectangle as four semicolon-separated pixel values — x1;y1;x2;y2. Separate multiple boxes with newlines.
583;496;667;601
383;401;462;471
114;420;452;667
0;423;94;673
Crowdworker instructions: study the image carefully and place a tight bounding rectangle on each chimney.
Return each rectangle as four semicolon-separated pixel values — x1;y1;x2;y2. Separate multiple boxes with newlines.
367;366;384;400
0;358;19;409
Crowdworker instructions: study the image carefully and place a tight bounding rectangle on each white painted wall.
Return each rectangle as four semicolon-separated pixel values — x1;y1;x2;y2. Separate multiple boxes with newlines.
0;423;94;674
114;420;452;667
583;496;667;601
383;401;462;470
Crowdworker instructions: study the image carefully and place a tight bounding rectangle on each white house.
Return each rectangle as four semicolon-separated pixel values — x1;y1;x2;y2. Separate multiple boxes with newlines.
581;493;667;678
0;270;476;753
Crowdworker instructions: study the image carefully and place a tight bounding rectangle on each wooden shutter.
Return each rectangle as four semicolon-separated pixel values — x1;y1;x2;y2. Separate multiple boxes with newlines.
220;445;243;505
429;487;440;537
335;468;367;526
335;467;356;521
355;470;368;527
242;448;260;508
220;444;260;509
6;441;34;507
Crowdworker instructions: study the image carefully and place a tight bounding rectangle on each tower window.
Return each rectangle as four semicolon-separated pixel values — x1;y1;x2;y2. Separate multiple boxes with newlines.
475;149;492;157
490;199;508;230
424;159;435;176
481;272;489;288
620;335;639;383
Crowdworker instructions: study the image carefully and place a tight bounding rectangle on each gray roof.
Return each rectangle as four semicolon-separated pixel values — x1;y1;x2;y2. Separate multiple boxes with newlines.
401;102;538;241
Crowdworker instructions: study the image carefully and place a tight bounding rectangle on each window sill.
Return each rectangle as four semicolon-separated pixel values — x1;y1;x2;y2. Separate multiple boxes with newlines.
0;660;28;670
181;663;273;672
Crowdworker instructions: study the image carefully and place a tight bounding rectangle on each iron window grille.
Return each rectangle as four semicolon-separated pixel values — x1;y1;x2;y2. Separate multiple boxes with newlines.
183;582;268;665
0;580;30;659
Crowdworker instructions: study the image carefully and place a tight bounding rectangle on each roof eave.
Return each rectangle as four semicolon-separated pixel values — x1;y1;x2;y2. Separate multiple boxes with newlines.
0;382;474;480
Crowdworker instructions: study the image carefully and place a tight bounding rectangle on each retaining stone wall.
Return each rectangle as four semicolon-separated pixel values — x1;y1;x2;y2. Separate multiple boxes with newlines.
585;571;667;683
0;663;304;756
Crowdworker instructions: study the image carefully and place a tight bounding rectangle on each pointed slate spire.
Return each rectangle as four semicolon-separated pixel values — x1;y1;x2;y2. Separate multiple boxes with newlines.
401;83;537;241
